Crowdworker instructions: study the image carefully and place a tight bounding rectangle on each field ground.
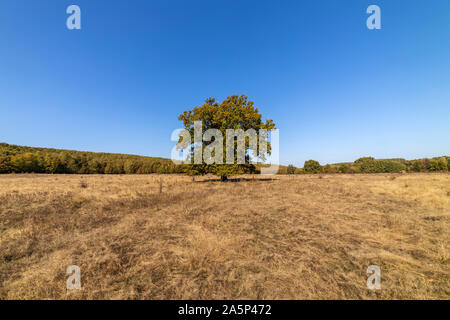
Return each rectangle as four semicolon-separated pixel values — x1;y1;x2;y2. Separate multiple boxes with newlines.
0;173;449;299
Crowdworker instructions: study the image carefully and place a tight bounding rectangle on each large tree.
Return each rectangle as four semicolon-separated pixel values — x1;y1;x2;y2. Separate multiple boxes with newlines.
178;95;275;181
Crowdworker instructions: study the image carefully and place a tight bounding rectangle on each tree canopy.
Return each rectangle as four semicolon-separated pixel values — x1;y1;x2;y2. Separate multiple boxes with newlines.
178;95;276;180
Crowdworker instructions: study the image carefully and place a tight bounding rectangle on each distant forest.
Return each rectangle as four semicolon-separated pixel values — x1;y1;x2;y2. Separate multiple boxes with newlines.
287;156;449;175
0;143;448;174
0;143;182;174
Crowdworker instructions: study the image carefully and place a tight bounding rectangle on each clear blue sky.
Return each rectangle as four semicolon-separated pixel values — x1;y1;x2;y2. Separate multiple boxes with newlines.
1;0;449;167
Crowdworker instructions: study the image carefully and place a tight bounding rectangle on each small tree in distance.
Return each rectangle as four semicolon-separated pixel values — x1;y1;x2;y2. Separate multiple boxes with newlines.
303;160;322;174
287;164;296;174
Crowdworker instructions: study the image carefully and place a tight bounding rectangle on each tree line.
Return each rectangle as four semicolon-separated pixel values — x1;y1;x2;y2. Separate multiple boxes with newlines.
0;143;183;174
284;156;450;174
1;143;448;175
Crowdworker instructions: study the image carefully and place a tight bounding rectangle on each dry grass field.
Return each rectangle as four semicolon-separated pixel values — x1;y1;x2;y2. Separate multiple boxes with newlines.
0;173;449;299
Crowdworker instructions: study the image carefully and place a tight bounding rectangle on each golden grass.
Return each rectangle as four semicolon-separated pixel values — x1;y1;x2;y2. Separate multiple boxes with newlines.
0;173;448;299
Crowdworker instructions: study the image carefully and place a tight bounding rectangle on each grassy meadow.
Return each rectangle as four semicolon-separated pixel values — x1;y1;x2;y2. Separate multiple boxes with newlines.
0;173;449;299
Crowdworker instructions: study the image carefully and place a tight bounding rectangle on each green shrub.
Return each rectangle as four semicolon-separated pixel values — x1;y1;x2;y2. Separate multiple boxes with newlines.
354;157;405;173
338;164;350;173
287;164;296;174
303;160;321;174
0;156;11;173
426;157;447;171
322;164;338;173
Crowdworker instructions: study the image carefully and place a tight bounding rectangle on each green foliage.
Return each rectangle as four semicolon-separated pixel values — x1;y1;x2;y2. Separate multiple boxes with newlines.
0;155;11;173
302;156;447;174
124;160;139;174
303;160;321;173
1;142;447;176
429;157;448;172
411;158;430;172
337;163;350;173
353;157;406;173
378;160;406;173
407;157;448;172
322;164;338;174
178;95;275;180
287;164;296;174
0;143;178;174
